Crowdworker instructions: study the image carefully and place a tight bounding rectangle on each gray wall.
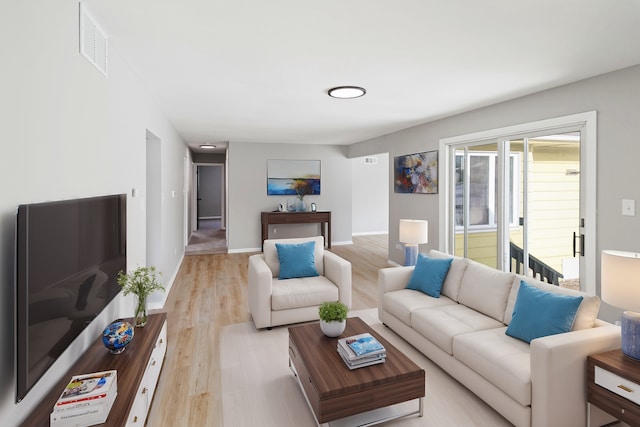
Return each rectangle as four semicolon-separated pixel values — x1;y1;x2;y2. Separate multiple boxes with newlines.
2;1;187;423
351;154;389;235
350;64;640;321
227;142;353;251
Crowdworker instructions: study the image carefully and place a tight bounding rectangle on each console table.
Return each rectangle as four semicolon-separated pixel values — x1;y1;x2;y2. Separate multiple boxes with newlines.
21;312;167;427
261;211;331;249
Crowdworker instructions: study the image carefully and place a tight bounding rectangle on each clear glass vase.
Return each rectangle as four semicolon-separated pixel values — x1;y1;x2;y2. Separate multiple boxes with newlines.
134;294;148;327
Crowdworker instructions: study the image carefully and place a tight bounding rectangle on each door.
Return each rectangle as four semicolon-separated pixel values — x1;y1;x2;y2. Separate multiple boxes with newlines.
507;132;581;288
441;112;596;293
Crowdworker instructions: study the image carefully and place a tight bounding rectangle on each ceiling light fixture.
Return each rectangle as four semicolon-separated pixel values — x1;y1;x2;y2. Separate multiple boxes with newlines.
199;144;217;149
328;86;366;99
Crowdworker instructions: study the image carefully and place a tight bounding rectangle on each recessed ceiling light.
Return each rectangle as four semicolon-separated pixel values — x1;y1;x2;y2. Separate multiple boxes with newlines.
199;144;217;149
328;86;366;99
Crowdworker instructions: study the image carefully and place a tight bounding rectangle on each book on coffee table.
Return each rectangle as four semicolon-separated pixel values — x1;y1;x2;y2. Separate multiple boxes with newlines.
337;345;386;370
338;333;386;358
337;333;386;369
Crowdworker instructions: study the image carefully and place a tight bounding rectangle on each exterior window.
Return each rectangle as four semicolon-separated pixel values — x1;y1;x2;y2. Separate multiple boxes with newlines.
455;152;519;230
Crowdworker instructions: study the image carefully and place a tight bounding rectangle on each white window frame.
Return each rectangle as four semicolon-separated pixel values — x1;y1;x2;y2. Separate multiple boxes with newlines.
454;151;520;232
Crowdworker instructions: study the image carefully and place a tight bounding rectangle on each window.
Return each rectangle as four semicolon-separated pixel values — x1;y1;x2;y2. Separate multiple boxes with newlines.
455;151;520;231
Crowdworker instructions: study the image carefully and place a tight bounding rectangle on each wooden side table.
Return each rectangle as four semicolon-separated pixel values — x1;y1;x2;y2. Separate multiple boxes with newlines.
587;348;640;426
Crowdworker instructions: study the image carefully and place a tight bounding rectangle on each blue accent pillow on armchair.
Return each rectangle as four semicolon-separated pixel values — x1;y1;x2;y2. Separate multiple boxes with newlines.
275;241;319;279
506;281;583;343
406;254;453;297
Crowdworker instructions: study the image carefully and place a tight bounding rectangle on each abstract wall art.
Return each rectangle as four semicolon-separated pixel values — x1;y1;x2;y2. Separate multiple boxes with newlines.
394;151;438;194
267;159;321;196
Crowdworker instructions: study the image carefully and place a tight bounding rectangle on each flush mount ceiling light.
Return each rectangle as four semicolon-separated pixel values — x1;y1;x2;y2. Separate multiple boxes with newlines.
328;86;366;99
199;144;217;149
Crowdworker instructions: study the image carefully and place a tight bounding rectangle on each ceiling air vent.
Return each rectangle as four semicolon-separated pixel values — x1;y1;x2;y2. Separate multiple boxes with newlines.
79;4;108;76
364;156;378;165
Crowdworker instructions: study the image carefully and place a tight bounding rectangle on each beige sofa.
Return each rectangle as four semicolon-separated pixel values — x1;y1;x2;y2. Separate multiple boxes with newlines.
249;236;351;329
378;250;621;427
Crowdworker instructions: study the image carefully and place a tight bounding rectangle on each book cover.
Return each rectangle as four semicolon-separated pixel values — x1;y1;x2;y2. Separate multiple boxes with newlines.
344;333;385;357
54;370;117;408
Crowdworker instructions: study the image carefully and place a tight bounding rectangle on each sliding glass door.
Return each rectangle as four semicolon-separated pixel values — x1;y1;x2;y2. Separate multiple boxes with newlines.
507;133;581;288
441;113;596;292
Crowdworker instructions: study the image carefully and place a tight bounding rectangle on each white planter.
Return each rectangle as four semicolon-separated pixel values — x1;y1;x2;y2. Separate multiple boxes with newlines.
320;319;346;337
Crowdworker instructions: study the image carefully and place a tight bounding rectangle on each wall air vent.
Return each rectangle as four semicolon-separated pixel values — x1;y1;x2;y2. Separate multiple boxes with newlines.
364;156;378;165
79;4;108;76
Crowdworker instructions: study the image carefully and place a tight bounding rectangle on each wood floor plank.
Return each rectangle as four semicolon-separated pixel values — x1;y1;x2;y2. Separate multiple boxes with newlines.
146;234;389;427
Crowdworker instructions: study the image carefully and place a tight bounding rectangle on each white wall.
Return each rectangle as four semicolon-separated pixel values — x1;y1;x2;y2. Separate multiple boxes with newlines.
1;1;187;423
227;142;353;251
350;65;640;321
351;154;389;235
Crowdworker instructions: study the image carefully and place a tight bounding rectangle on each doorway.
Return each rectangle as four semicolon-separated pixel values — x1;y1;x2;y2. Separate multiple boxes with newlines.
146;130;162;266
186;164;227;255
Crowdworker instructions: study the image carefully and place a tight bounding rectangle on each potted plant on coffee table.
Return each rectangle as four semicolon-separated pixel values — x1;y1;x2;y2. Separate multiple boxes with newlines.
318;301;348;337
116;266;164;327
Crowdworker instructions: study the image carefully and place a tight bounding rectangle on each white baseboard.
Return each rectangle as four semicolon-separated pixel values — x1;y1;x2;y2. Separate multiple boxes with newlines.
352;231;388;236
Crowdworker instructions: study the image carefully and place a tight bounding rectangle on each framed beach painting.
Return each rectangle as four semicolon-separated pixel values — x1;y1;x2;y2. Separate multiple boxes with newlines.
267;160;321;196
394;151;438;194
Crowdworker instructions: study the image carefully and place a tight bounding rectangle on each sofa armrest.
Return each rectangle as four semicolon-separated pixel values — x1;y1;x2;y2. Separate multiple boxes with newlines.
378;266;413;295
324;251;352;308
248;254;274;329
378;267;414;321
530;324;621;427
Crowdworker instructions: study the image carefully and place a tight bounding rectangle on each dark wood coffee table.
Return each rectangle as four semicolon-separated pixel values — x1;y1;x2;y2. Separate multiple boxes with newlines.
288;317;425;425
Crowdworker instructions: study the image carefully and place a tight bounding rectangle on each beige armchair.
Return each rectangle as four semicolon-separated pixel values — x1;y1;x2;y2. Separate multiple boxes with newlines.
248;236;352;329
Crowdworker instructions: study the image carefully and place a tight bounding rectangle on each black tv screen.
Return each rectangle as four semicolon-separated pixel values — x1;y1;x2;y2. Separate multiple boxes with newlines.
15;194;126;402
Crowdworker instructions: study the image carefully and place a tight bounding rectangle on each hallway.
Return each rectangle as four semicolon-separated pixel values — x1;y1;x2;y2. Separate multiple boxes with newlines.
185;218;227;255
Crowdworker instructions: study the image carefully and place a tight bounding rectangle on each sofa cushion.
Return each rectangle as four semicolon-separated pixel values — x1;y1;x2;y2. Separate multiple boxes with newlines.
406;254;453;297
275;241;319;279
263;236;325;277
506;281;583;344
412;304;504;355
382;289;456;326
457;260;514;322
271;276;338;311
453;327;532;406
504;275;601;330
428;250;469;301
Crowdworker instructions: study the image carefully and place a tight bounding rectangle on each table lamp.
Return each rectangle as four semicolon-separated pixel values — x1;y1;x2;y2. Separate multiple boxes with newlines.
601;250;640;360
399;219;428;266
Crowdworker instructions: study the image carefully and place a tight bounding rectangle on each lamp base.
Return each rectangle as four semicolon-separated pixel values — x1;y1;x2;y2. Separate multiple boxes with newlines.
403;244;419;266
621;311;640;360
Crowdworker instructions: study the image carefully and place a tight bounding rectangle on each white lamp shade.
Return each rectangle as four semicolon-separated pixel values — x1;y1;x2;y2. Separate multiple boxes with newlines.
601;250;640;312
399;219;428;245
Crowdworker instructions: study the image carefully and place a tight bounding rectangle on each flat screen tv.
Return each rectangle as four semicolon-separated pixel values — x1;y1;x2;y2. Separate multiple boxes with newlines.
15;194;126;402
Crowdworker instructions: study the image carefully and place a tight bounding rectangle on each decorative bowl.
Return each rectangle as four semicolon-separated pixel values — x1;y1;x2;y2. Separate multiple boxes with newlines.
102;320;134;354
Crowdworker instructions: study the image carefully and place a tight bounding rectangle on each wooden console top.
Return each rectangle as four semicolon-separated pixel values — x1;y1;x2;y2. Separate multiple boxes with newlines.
21;312;167;426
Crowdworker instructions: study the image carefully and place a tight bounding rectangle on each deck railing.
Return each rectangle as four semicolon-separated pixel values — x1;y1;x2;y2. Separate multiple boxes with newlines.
509;242;564;286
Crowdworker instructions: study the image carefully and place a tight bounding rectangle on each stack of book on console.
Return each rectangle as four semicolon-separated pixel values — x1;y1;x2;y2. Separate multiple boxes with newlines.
50;370;118;427
337;333;386;370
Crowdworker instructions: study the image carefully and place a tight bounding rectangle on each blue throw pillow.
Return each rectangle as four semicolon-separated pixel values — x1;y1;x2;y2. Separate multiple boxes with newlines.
406;254;453;297
275;241;319;280
506;281;583;344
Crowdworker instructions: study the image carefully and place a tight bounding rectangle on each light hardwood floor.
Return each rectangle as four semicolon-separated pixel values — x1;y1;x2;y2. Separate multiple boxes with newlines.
146;235;390;427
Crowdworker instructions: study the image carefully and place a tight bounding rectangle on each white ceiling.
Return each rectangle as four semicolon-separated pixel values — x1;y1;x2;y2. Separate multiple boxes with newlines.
84;0;640;154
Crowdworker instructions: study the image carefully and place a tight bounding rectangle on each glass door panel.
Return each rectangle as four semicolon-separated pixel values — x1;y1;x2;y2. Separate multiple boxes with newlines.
508;133;581;287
